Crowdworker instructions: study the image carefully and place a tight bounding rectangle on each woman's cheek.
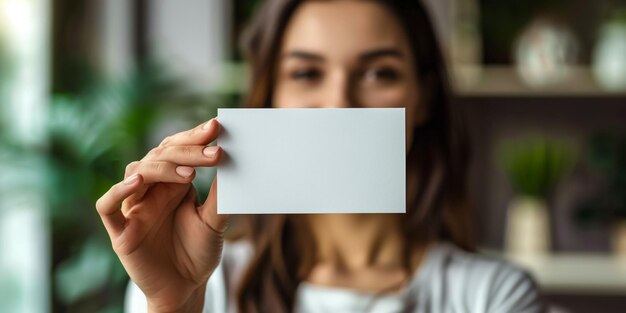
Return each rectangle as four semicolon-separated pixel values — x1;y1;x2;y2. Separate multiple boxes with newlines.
358;86;412;108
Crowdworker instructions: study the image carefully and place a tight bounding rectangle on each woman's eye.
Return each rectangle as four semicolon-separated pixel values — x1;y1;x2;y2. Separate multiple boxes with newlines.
290;69;322;81
362;67;400;82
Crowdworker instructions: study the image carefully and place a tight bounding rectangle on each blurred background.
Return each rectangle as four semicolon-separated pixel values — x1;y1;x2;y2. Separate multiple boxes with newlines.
0;0;625;312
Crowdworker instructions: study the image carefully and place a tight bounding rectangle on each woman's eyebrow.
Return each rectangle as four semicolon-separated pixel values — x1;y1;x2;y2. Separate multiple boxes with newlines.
359;48;404;61
282;51;325;61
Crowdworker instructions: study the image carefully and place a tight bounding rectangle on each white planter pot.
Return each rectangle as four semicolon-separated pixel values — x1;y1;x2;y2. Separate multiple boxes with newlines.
593;21;626;91
612;221;626;258
505;196;551;257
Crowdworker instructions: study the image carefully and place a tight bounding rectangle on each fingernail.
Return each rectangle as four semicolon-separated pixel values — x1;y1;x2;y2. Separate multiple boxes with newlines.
124;174;139;185
176;166;195;177
203;146;219;157
202;118;214;130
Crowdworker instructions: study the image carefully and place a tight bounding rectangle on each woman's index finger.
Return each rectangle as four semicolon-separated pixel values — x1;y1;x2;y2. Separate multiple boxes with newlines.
159;118;221;147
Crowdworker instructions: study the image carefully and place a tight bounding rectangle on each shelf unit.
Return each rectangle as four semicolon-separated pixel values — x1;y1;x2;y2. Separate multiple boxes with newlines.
503;253;626;295
452;65;626;98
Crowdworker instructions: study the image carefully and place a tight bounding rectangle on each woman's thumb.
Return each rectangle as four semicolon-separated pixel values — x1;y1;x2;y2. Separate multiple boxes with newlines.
198;177;229;234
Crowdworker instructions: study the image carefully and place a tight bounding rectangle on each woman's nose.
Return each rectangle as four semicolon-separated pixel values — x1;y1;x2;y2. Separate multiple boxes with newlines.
324;94;351;108
321;72;353;108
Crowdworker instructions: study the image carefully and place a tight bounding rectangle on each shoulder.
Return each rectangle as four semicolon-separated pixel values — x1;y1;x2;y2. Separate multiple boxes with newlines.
437;242;533;285
418;242;546;313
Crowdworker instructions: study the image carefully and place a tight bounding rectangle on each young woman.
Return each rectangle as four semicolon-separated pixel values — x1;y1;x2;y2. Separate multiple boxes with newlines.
96;0;546;312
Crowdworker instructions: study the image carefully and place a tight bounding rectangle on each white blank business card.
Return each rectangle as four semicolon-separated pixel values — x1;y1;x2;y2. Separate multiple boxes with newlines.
216;108;405;214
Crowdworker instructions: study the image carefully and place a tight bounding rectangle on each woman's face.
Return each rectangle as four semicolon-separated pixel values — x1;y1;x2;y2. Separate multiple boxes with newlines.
273;0;424;146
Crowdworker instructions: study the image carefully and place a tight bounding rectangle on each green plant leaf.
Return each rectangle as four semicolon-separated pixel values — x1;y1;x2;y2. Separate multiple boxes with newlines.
497;135;575;199
55;238;115;304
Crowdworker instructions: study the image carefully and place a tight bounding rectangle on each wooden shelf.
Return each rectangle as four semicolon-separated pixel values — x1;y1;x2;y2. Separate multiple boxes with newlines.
494;253;626;295
452;66;626;98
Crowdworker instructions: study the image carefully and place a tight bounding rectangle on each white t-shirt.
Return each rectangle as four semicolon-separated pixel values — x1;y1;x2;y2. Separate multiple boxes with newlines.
125;241;546;313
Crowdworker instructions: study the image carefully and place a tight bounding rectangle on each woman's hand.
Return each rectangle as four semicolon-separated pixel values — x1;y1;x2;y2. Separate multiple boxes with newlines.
95;118;228;313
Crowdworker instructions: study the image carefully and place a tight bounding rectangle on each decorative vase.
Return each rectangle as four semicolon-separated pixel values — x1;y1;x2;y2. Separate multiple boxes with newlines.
612;221;626;258
592;20;626;91
505;196;551;257
514;17;579;88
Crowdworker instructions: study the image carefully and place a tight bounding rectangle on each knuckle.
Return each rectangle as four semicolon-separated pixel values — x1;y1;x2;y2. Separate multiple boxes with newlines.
160;135;172;147
149;161;167;173
95;197;104;213
147;146;163;159
95;185;116;214
181;145;194;158
185;129;194;139
125;161;139;176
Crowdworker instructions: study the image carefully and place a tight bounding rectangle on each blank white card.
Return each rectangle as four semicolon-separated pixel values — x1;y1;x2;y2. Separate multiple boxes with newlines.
216;108;405;214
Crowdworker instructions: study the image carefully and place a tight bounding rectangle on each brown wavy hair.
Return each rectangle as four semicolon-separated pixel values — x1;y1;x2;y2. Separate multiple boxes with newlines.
235;0;473;312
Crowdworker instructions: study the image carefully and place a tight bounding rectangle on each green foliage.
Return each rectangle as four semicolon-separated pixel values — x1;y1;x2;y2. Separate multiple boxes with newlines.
0;61;242;312
574;133;626;225
55;238;122;303
498;135;575;200
0;37;11;133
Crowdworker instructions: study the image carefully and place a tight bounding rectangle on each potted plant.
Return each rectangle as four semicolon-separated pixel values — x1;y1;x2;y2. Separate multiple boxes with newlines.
573;133;626;256
498;135;574;258
0;61;241;312
593;9;626;91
